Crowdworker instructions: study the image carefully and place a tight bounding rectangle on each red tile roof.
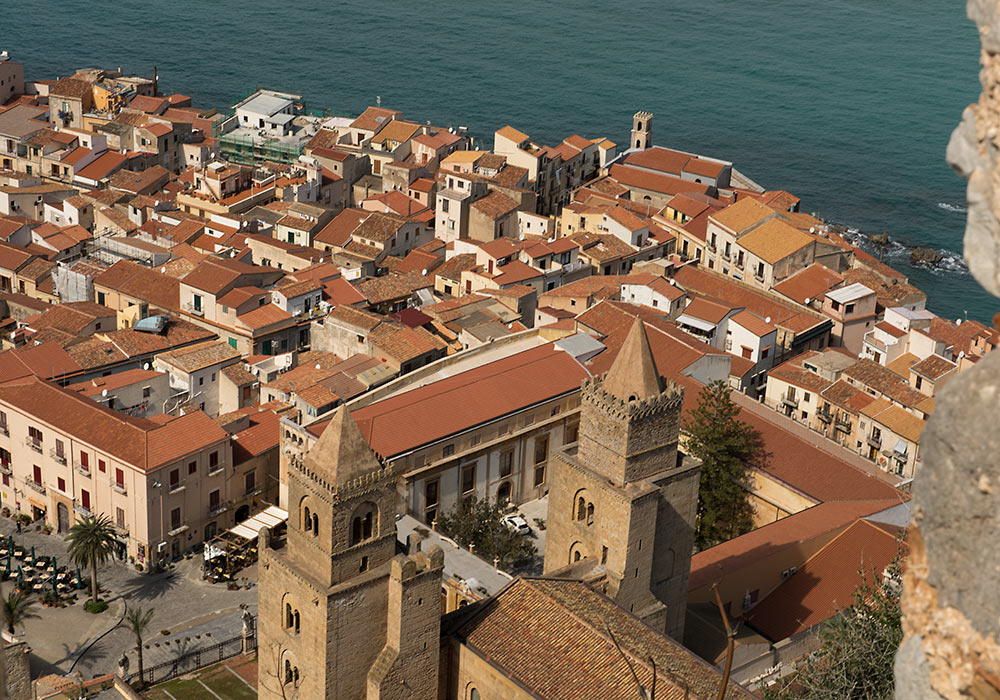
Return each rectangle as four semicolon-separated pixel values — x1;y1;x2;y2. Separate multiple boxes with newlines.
772;263;845;305
314;344;590;458
748;519;904;641
608;164;712;197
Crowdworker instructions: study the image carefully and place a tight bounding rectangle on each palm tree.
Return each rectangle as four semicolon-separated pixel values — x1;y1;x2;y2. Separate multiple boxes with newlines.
3;589;38;634
124;606;154;686
65;514;117;604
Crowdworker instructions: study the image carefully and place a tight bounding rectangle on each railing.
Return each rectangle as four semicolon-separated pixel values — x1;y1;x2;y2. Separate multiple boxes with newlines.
708;243;717;253
50;449;66;465
208;502;228;517
243;486;262;499
74;503;92;517
834;416;851;432
25;478;45;495
112;483;127;495
0;463;9;476
867;434;882;448
781;394;799;409
24;437;41;454
183;302;205;317
817;409;833;424
75;461;91;477
0;425;8;437
138;627;254;686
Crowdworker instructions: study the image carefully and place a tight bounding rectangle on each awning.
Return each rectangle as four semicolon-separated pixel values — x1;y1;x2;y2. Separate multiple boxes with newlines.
893;439;908;456
677;314;716;333
204;505;288;561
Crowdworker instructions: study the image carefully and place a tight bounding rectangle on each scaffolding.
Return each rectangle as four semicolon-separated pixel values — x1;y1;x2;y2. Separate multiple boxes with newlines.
219;132;305;166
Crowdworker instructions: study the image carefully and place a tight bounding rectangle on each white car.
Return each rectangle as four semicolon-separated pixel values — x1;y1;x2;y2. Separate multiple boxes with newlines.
503;514;531;536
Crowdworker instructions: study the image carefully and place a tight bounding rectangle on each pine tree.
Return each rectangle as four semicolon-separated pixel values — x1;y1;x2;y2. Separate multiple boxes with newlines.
683;380;764;549
436;496;537;570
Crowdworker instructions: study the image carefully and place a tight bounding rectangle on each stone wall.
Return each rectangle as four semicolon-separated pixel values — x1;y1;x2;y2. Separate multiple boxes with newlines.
895;2;1000;697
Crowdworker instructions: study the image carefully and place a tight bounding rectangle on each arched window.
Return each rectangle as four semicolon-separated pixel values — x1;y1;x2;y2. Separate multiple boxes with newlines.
586;503;594;525
470;688;481;700
350;502;378;545
294;610;300;633
303;506;311;533
576;497;586;521
573;550;582;562
284;659;292;684
635;140;641;149
311;514;318;536
285;603;293;629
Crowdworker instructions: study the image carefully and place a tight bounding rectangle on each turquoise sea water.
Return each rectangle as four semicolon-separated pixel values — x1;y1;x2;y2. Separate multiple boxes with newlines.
7;1;993;320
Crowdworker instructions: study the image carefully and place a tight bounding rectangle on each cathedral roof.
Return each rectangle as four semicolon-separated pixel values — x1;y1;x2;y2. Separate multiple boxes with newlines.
303;405;382;486
601;316;663;401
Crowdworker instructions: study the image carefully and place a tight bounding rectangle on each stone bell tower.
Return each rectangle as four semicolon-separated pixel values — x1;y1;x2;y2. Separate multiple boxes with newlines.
544;316;700;639
258;406;443;700
632;110;653;151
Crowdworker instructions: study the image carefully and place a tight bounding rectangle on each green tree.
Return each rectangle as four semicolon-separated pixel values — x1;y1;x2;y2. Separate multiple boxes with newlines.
65;514;117;604
766;547;904;700
125;605;155;687
436;497;536;570
683;380;764;549
2;589;38;634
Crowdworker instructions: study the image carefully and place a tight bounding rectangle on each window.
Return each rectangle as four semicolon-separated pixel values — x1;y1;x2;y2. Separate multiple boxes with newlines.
533;464;545;487
209;489;220;511
57;477;65;492
499;450;513;478
209;452;219;470
199;376;204;387
32;465;41;485
142;386;151;398
741;346;752;359
351;507;375;545
115;468;124;488
55;439;65;459
915;376;923;390
761;347;770;359
81;489;90;510
98;459;106;473
28;426;42;446
565;421;579;444
804;392;811;402
0;449;9;467
245;471;256;494
0;410;6;432
188;460;197;475
534;437;548;465
170;507;181;530
442;444;454;458
461;464;475;494
169;469;179;489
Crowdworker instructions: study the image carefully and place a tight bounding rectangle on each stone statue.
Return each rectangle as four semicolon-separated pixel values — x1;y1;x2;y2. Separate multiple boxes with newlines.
118;651;129;677
241;607;254;637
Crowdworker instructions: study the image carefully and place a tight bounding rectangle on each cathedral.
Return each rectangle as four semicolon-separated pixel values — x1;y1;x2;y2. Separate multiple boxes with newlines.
257;317;750;700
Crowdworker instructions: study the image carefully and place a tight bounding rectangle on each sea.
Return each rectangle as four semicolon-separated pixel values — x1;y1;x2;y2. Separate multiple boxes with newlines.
6;1;994;321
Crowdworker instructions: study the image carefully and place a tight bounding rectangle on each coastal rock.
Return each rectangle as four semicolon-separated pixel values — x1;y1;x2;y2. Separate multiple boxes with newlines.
909;247;942;265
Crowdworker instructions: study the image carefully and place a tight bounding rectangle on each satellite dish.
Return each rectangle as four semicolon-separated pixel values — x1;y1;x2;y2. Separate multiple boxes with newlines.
143;362;150;370
809;227;815;233
959;351;966;359
315;364;321;370
101;389;108;397
765;317;772;324
160;267;166;273
804;298;811;305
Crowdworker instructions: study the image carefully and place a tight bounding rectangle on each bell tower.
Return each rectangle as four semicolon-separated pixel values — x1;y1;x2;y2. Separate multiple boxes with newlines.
258;406;443;700
632;110;653;151
544;317;700;639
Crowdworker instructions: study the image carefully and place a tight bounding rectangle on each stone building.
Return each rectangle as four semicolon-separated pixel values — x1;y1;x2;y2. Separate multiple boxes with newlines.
257;405;444;700
543;317;700;640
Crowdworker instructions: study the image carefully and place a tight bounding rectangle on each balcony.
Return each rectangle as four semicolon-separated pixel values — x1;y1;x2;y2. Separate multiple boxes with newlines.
722;251;732;261
835;416;852;432
0;425;8;437
207;467;224;478
25;478;45;495
75;461;91;477
183;301;205;317
0;463;9;476
112;483;127;496
74;503;92;517
114;523;129;537
781;394;799;409
243;486;262;500
817;408;833;424
754;271;766;282
24;438;41;454
50;448;66;465
708;243;717;253
167;524;189;538
867;434;882;449
208;502;228;517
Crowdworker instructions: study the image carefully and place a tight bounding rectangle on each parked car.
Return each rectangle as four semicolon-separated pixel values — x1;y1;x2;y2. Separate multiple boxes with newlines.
502;514;531;536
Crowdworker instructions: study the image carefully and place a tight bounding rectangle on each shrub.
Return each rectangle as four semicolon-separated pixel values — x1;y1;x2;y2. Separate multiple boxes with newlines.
83;599;108;614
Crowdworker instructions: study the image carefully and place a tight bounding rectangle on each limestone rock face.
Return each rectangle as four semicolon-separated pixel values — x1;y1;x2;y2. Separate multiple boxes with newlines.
899;2;1000;697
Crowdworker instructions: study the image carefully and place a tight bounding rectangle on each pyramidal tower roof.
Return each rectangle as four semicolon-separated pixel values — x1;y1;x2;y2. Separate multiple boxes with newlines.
602;316;663;402
304;405;381;486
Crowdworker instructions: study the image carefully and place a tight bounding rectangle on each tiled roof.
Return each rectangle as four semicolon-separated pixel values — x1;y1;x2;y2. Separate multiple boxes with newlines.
221;363;257;386
371;325;445;364
353;211;408;244
327;344;589;458
314;208;369;247
434;253;477;281
0;375;227;471
690;499;900;591
236;303;293;330
76;151;127;181
737;218;814;264
843;358;926;408
94;260;180;311
748;520;903;641
50;77;92;99
608;164;712;197
356;271;432;305
327;304;384;331
470;189;519;219
820;380;874;412
679;297;735;324
349;106;403;132
492;260;543;286
910;354;956;381
729;309;775;337
569;232;636;263
156;340;240;373
768;363;834;393
23;302;113;334
496;125;530;143
67;368;163;397
0;241;34;273
772;263;845;305
0;342;82;382
709;198;776;234
446;577;756;700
